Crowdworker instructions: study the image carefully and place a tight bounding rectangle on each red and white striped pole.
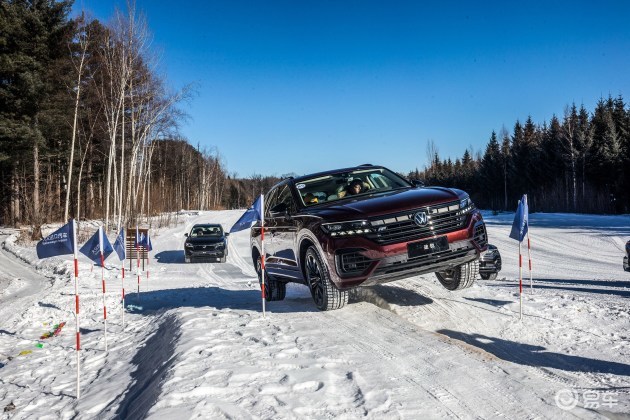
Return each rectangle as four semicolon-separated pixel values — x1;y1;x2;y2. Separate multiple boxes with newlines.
136;225;141;300
260;194;266;318
519;240;523;320
146;236;150;292
72;219;81;399
121;263;125;329
527;232;533;290
99;227;108;351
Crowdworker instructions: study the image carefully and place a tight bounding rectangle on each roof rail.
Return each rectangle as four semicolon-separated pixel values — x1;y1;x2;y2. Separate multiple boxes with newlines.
358;163;373;167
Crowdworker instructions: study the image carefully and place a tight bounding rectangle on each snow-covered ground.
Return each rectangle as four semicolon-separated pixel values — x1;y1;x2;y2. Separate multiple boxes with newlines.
1;211;629;419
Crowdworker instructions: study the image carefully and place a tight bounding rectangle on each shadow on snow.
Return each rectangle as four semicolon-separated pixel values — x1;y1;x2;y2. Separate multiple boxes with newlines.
438;329;630;377
486;282;630;298
464;297;514;307
153;250;185;264
125;286;319;314
114;314;180;419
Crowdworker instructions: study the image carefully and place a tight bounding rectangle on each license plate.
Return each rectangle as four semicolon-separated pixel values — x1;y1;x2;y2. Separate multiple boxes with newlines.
407;236;449;258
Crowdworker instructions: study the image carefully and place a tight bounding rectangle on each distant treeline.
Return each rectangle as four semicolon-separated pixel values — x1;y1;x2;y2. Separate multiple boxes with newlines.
0;1;234;231
1;2;628;232
410;96;630;214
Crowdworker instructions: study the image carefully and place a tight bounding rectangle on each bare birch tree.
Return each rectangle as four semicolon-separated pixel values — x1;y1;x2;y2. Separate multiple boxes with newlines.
64;16;90;221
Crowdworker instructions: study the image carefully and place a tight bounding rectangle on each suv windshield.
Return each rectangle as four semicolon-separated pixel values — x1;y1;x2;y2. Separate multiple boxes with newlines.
296;167;411;207
190;226;223;237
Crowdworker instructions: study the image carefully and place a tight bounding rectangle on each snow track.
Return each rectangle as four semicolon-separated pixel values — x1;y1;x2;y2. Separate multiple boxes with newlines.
0;211;629;418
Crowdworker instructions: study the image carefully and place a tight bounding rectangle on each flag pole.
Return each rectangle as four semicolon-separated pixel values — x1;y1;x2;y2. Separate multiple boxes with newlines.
519;240;523;320
136;225;140;300
146;234;150;292
99;227;108;351
527;232;533;290
121;230;126;330
260;194;266;318
72;219;81;399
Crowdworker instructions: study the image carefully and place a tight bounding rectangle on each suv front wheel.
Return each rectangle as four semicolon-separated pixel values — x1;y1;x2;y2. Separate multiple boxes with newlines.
304;246;348;311
435;260;479;290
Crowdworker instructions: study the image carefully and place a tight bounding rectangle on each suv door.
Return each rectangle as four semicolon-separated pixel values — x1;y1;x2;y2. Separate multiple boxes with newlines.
268;184;300;279
260;187;279;266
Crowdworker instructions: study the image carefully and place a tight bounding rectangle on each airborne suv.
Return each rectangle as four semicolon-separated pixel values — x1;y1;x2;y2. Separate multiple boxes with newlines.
250;165;488;311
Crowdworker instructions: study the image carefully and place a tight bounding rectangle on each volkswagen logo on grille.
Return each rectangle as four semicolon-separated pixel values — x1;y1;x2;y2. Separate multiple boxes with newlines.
413;211;428;226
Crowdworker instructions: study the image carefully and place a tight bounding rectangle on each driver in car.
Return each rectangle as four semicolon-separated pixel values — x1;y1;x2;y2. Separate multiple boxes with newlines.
339;179;365;198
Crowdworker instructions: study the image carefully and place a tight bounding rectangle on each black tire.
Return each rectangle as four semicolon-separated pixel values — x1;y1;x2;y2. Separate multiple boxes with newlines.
256;255;286;301
435;260;479;290
480;272;498;280
219;256;227;263
304;246;348;311
184;255;191;263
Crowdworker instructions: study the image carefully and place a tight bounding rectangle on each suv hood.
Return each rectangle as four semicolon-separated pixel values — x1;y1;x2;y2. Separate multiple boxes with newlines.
305;187;464;220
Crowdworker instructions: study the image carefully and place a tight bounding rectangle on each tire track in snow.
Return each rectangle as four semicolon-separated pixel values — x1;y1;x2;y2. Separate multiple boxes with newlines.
113;314;181;419
318;307;538;418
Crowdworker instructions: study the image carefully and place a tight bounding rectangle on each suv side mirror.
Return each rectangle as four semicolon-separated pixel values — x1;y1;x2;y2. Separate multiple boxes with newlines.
224;232;229;237
410;179;424;188
184;233;188;237
270;202;290;218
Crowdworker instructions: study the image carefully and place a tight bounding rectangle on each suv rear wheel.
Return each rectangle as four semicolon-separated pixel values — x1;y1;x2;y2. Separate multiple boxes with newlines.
304;246;348;311
256;255;286;301
435;260;479;290
480;272;498;280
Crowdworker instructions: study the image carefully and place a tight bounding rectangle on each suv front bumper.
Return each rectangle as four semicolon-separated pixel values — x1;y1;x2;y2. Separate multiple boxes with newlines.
185;247;226;260
323;211;487;289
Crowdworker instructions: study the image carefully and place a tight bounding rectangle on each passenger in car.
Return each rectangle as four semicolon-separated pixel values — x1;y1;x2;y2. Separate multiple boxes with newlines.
303;193;319;205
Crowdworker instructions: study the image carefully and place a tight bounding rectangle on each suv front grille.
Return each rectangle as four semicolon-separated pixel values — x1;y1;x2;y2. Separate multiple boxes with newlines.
193;243;222;251
368;200;471;245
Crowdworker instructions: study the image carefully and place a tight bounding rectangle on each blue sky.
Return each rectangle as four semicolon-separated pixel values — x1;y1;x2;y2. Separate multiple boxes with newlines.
72;1;630;177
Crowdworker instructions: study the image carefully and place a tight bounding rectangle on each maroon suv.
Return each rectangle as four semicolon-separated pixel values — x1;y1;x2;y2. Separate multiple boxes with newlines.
251;164;488;311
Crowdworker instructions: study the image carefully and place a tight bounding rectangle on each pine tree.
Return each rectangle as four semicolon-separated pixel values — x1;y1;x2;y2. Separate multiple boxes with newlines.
480;131;502;210
0;0;73;227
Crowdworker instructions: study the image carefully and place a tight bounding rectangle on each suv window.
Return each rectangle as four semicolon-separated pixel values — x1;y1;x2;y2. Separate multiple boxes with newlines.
296;167;410;206
190;225;223;237
273;185;296;214
264;187;279;218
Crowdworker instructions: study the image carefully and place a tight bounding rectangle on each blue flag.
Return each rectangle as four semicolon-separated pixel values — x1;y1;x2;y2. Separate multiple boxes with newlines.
36;221;75;259
138;230;152;251
230;195;263;233
79;227;113;266
509;194;529;242
113;228;126;261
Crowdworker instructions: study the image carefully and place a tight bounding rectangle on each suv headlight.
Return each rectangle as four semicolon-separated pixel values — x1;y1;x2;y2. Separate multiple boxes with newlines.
321;220;372;237
185;243;194;248
459;196;474;215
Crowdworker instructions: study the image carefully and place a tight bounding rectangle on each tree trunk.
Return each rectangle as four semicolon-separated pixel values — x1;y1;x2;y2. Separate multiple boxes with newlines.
87;150;94;219
11;172;20;224
33;116;41;227
503;164;508;211
64;48;86;221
